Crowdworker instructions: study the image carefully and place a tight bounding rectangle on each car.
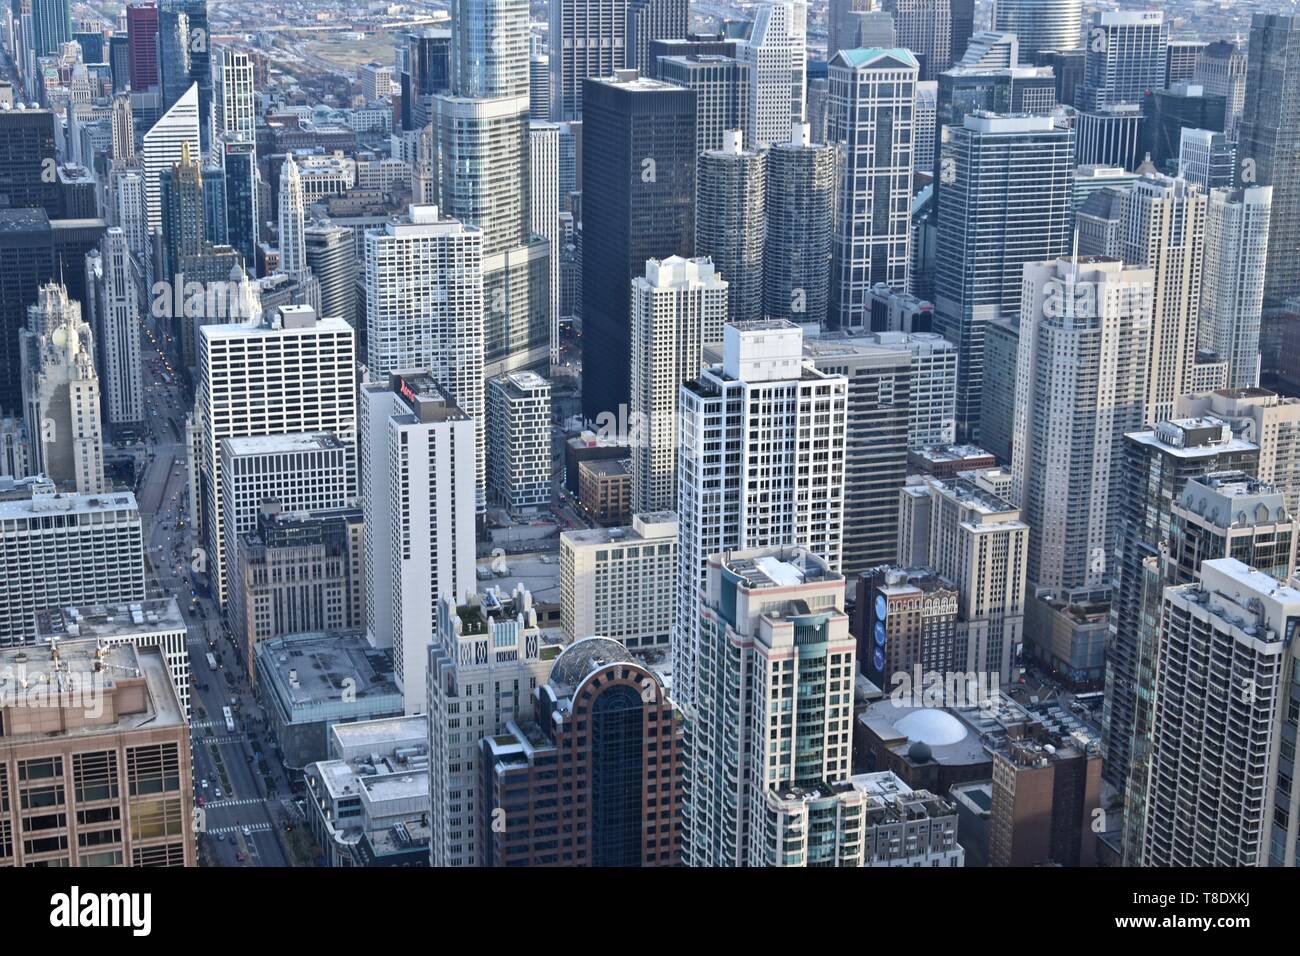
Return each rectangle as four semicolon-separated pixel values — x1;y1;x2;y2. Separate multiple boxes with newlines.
241;826;251;837
216;833;225;842
201;778;209;789
214;787;222;799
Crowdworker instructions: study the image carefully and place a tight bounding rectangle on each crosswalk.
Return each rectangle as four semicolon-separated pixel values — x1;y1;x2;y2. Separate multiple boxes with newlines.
191;719;216;729
201;734;248;746
203;797;262;809
207;822;273;836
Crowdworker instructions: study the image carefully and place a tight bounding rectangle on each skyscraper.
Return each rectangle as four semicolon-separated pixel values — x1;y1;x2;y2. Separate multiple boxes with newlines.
364;205;485;508
220;135;257;267
695;132;766;324
629;256;727;514
1200;187;1271;389
486;370;551;514
127;3;160;92
763;123;834;327
158;0;211;149
196;305;356;606
739;1;808;149
215;46;256;144
30;0;71;57
0;107;59;216
160;141;204;281
304;222;357;329
827;48;918;328
529;121;562;364
1120;174;1207;425
91;227;145;425
548;0;626;120
991;0;1082;64
625;0;689;75
674;321;847;708
1078;10;1168;112
1193;40;1247;142
141;82;200;232
933;114;1073;441
660;54;752;155
359;373;476;713
1238;14;1300;311
884;0;953;80
1011;257;1152;591
580;72;695;421
277;155;306;281
20;284;106;495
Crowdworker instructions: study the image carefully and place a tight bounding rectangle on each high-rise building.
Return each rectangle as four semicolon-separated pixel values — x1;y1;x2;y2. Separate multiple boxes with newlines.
0;480;146;646
674;321;847;707
482;637;684;866
1011;257;1153;591
20;285;105;495
196;305;356;606
30;0;71;56
127;3;160;92
1193;40;1247;142
89;227;145;425
215;46;256;144
685;546;858;867
1200;187;1271;389
1165;40;1208;89
827;48;918;328
738;1;807;149
764;122;834;326
220;135;257;267
856;567;959;687
0;639;195;867
828;0;873;59
528;121;562;364
158;0;211;149
862;331;957;447
933;114;1073;441
360;372;476;713
277;155;306;281
580;72;695;422
1178;128;1235;190
1120;174;1207;425
304;222;357;329
548;0;625;120
111;93;135;162
1138;560;1300;867
560;511;678;650
660;54;752;156
364;205;485;508
1239;14;1300;311
884;0;953;80
1141;84;1227;177
0;107;59;216
695;132;765;324
486;370;551;515
628;256;727;514
426;585;560;866
1073;103;1145;171
804;335;910;572
625;0;688;75
141;82;200;232
991;0;1082;63
159;141;204;281
1078;10;1168;112
1103;417;1259;796
529;53;550;120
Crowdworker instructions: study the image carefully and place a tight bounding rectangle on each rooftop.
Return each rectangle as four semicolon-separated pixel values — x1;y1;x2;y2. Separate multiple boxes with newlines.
35;598;185;642
255;631;399;715
222;432;343;457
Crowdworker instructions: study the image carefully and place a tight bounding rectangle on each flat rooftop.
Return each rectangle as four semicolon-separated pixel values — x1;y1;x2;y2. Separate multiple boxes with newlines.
723;548;838;590
256;631;399;713
222;432;343;456
0;486;139;518
35;598;185;641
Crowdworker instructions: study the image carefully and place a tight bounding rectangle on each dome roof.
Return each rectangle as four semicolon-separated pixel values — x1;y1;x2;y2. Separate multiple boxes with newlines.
895;708;967;747
549;637;634;690
908;741;933;763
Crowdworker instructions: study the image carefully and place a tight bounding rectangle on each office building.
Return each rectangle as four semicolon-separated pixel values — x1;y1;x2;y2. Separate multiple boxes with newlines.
695;132;764;324
481;637;683;866
580;73;695;422
215;46;255;144
127;4;160;91
196;305;356;607
856;567;959;687
1073;102;1145;170
141;82;200;232
1240;15;1300;310
659;54;751;155
625;0;688;75
827;48;918;327
20;284;105;495
1011;257;1153;591
1178;128;1235;191
0;481;145;646
0;639;195;867
159;142;203;282
234;505;366;680
674;322;847;707
1193;40;1247;141
220;136;257;267
548;0;625;120
0;107;59;216
738;1;807;149
277;155;306;281
560;511;677;651
933;114;1073;441
991;0;1082;63
359;373;476;714
1141;84;1227;177
426;585;562;866
1078;10;1168;112
862;330;957;447
528;122;562;364
883;0;952;80
87;227;145;425
304;222;356;329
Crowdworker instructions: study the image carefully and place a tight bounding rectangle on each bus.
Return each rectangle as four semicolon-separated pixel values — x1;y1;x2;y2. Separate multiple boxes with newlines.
222;706;235;733
206;652;218;672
